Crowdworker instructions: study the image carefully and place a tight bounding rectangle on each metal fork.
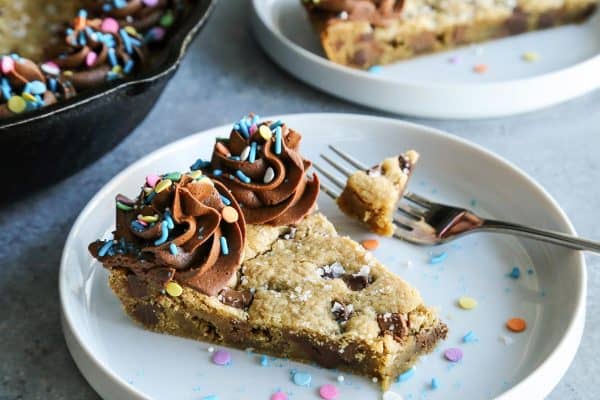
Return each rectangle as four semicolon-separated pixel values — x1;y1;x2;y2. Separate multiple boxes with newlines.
315;145;600;252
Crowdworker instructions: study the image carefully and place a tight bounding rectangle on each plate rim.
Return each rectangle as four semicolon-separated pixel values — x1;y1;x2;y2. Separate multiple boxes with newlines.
250;0;600;119
59;113;587;399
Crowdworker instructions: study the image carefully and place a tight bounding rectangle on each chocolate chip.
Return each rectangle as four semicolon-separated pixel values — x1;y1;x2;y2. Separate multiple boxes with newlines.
416;323;448;351
453;25;468;45
127;274;148;298
343;274;370;291
219;287;254;309
398;154;411;173
538;10;559;28
506;8;529;34
132;303;160;326
331;301;354;324
351;49;368;67
409;32;435;54
377;312;409;341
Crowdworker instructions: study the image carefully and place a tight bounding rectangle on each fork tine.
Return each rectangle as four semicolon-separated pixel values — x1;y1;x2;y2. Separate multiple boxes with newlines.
313;163;346;190
329;145;369;170
393;214;416;231
319;181;340;200
404;191;433;208
396;201;424;220
321;154;355;178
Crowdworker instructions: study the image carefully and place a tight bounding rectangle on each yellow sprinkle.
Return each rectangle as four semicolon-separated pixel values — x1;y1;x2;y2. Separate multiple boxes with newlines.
259;125;273;141
22;92;36;102
154;179;172;193
125;26;138;36
522;52;539;62
458;296;478;310
138;214;159;223
112;65;123;74
188;170;203;180
222;206;239;223
7;96;26;113
166;281;183;297
63;70;73;76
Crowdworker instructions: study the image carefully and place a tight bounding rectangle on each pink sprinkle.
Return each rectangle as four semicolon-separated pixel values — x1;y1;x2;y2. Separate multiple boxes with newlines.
271;392;288;400
1;56;15;74
150;27;166;41
86;51;98;67
319;384;339;400
211;349;231;366
143;0;160;6
41;61;60;76
249;124;258;135
137;219;148;226
146;174;161;188
101;17;119;33
444;348;463;362
448;56;460;64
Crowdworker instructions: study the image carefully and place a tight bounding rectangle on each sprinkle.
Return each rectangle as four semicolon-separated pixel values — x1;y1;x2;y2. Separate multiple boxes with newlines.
137;214;158;223
101;17;119;33
431;378;440;390
220;236;229;256
292;371;312;387
506;318;527;333
108;48;118;67
235;170;251;183
360;239;379;250
154;222;169;245
154;179;172;193
499;334;514;345
462;331;478;343
269;120;283;130
145;191;156;204
337;375;345;383
7;96;26;114
240;146;251;161
397;366;415;382
29;81;47;95
249;142;257;163
509;267;521;279
458;296;478;310
163;172;182;182
190;159;210;170
211;349;232;365
160;10;174;27
217;194;231;206
86;51;98;67
116;201;133;211
213;169;223;176
319;384;339;399
222;206;239;223
368;65;383;73
131;220;146;232
271;392;288;400
98;241;114;257
382;392;404;400
260;355;269;366
274;126;283;155
169;243;178;255
215;142;231;157
201;396;219;400
259;125;273;141
188;170;203;180
1;56;15;74
528;268;535;275
263;167;275;184
372;377;378;383
444;348;463;362
164;212;175;229
165;281;183;297
448;55;460;64
522;51;539;62
429;252;448;264
473;63;489;74
207;346;215;353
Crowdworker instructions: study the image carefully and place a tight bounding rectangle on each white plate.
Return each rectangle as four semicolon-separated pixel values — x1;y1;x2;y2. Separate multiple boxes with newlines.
250;0;600;119
60;113;586;400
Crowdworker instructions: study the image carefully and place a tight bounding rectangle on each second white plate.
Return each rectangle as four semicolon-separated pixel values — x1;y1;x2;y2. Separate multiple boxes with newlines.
251;0;600;119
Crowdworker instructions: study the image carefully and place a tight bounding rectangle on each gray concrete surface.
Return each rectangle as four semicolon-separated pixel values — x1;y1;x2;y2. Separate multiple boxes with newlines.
1;1;598;399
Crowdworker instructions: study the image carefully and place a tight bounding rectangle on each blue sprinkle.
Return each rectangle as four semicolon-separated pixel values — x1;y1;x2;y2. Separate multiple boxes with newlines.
164;211;175;229
102;4;111;11
49;78;57;92
120;29;133;54
462;331;478;343
201;396;219;400
169;243;178;256
470;199;477;207
213;169;223;176
229;156;241;161
115;0;127;8
235;170;251;184
78;31;87;46
260;355;269;367
249;142;257;163
220;236;229;256
145;191;156;204
22;82;32;94
237;118;249;138
98;241;114;257
429;252;448;264
220;195;231;206
509;267;521;279
292;371;311;387
131;220;146;232
190;158;210;170
78;9;88;18
368;65;383;73
108;48;118;67
251;114;260;125
527;268;535;275
431;378;440;390
269;120;283;130
397;366;416;383
154;222;169;246
274;126;282;155
123;59;135;74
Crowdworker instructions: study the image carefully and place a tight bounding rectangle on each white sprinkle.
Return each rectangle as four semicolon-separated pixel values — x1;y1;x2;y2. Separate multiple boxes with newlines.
499;335;514;345
240;146;250;161
337;375;345;382
354;265;371;278
372;377;378;383
263;167;275;183
339;11;348;19
383;391;404;400
208;347;215;353
401;260;413;268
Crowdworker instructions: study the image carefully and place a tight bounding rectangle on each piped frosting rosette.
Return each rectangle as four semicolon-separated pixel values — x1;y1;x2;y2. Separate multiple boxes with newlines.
52;10;145;90
0;54;75;118
195;114;320;226
89;171;246;297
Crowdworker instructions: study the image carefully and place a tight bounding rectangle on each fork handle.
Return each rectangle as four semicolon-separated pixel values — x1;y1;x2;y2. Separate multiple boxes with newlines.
481;219;600;252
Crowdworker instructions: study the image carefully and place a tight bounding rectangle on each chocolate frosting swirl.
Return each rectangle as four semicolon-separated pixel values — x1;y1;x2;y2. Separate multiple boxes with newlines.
0;54;76;118
92;0;177;32
89;173;246;297
53;12;145;90
199;115;320;226
306;0;406;24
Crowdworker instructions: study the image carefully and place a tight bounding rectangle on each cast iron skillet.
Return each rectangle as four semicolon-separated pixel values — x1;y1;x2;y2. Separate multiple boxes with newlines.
0;0;216;199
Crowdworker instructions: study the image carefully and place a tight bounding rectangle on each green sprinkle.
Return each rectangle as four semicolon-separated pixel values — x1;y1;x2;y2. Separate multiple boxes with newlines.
116;201;133;211
160;10;174;27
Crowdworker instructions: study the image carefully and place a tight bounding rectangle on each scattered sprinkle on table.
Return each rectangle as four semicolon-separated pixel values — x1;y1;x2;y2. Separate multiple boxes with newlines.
201;395;219;400
499;334;514;345
458;296;478;310
292;371;312;387
429;252;448;264
448;55;460;64
509;267;521;279
522;51;540;62
528;268;535;275
211;349;232;366
165;281;183;297
444;348;463;362
462;331;478;343
319;384;339;399
271;392;288;400
260;355;269;367
397;366;416;382
383;391;404;400
361;239;379;250
207;346;215;353
473;63;489;74
337;375;345;383
368;65;383;73
506;318;527;333
431;377;440;390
